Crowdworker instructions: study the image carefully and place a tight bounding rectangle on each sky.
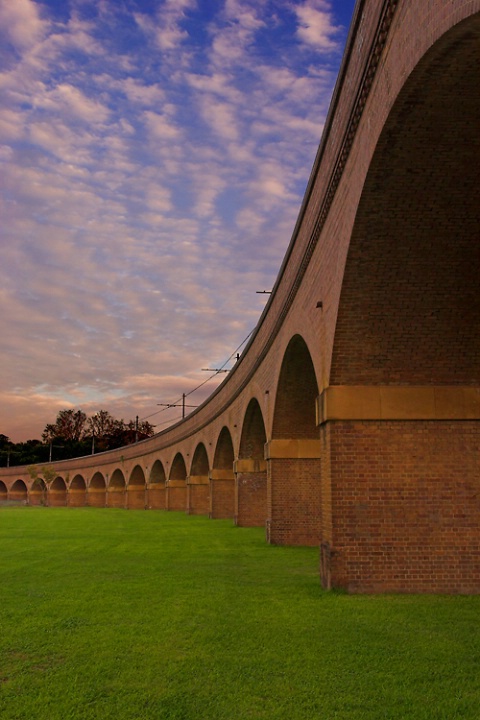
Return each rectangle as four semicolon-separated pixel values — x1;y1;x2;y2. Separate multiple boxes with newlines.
0;0;355;443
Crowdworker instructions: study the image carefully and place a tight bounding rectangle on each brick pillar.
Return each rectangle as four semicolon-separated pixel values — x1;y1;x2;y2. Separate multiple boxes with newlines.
107;487;126;508
49;489;67;506
147;484;166;509
68;489;86;507
319;385;480;593
209;469;235;519
234;458;267;527
87;488;106;507
29;489;47;506
126;485;146;509
187;475;209;515
265;439;322;546
166;480;187;511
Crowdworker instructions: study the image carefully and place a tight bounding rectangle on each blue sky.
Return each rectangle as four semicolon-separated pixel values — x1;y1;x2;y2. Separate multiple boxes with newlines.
0;0;355;442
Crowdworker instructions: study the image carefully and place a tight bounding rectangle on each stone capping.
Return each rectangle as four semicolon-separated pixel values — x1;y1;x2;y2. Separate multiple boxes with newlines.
209;469;235;481
233;459;267;474
264;439;322;460
317;386;480;422
186;475;209;485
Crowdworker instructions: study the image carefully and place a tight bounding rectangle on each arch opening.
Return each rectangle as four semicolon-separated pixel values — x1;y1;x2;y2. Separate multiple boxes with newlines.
10;479;28;503
272;335;319;440
149;460;166;484
236;399;267;528
331;17;480;387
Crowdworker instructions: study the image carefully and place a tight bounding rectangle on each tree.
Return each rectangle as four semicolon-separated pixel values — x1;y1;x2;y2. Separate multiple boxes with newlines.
87;410;117;441
42;409;87;443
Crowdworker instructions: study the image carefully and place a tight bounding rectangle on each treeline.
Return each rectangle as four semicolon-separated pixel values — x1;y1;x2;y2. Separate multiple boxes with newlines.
0;409;155;467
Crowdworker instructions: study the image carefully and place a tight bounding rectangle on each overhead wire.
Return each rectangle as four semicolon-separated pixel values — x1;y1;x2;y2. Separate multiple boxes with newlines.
140;327;255;423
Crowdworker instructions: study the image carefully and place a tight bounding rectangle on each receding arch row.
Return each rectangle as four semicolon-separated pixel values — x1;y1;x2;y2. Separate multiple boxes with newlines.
1;2;476;595
0;335;321;538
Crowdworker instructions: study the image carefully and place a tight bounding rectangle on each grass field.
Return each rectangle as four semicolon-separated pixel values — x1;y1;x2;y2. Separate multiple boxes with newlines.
1;507;479;720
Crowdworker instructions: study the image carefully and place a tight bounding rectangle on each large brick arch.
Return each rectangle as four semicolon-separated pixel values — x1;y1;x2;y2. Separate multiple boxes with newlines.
127;465;146;510
210;427;235;519
0;480;7;501
188;443;210;515
330;14;480;387
238;399;266;460
320;9;480;593
50;477;67;506
30;477;47;506
190;443;209;475
10;479;27;503
149;460;166;484
69;474;86;507
148;459;166;510
213;427;234;470
88;471;106;508
235;399;267;527
267;334;321;546
272;335;318;439
108;468;126;509
167;453;187;512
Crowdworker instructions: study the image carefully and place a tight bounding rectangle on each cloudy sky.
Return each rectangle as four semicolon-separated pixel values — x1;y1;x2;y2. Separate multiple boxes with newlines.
0;0;355;443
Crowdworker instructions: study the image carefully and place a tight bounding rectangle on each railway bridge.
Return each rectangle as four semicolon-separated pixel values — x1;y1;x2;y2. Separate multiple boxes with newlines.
1;0;479;593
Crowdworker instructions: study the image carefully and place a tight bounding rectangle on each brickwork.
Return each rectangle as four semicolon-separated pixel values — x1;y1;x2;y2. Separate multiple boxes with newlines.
209;474;235;519
126;487;146;510
87;488;106;507
187;479;210;515
235;469;267;528
327;420;480;593
267;457;321;546
107;488;126;508
68;489;86;507
9;480;27;503
166;484;187;511
147;485;165;509
49;478;67;506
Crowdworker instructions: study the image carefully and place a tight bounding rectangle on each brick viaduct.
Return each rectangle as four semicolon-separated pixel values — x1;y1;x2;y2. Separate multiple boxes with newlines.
1;0;479;593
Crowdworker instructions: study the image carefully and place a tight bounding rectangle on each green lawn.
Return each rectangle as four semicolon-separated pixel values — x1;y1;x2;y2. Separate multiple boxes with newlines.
0;508;479;719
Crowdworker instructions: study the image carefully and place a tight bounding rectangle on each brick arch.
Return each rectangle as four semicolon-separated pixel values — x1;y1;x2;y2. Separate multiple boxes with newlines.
188;443;210;516
167;453;187;512
213;427;234;470
110;469;126;488
108;468;126;509
129;465;146;486
148;459;166;510
169;453;187;481
149;460;166;484
90;472;106;489
330;15;480;387
0;480;7;501
210;427;235;520
190;443;209;476
30;477;47;506
88;471;106;508
68;473;86;507
127;465;146;510
10;479;27;503
50;476;67;506
70;474;86;490
272;334;318;440
236;399;267;527
239;398;267;460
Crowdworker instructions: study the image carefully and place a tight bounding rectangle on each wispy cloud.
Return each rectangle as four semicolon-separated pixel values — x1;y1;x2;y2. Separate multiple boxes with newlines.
0;0;353;442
